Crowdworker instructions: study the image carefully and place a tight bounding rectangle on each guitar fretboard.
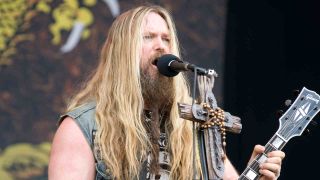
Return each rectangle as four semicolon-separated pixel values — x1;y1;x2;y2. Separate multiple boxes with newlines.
238;134;287;180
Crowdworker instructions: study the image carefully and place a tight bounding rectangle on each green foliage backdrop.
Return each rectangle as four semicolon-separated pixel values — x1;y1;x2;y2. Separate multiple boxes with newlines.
0;0;226;179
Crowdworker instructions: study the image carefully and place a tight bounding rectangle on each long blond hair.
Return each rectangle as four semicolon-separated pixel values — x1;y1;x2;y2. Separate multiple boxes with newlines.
67;5;194;179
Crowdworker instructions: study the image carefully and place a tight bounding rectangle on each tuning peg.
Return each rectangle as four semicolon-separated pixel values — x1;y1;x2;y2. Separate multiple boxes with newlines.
292;89;300;97
284;99;292;107
309;120;318;127
303;121;318;137
302;128;311;136
276;110;284;118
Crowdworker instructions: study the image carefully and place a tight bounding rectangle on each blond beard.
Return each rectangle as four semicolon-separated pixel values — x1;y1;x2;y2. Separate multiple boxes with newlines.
140;70;174;110
140;67;175;175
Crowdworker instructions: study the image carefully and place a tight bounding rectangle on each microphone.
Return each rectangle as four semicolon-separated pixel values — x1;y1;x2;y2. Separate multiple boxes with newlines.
156;54;218;77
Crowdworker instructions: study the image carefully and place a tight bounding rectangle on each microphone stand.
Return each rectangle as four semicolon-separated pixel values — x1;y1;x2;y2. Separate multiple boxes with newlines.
178;66;242;180
191;68;198;180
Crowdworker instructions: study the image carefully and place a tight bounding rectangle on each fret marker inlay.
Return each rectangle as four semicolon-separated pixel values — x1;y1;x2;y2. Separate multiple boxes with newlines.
258;154;267;164
245;170;257;180
237;88;320;180
272;137;283;149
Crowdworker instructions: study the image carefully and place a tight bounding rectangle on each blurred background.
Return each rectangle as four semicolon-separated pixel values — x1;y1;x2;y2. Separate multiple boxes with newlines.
0;0;318;179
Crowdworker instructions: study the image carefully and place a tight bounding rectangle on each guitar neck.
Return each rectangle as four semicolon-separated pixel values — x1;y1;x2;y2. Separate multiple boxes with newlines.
238;133;287;180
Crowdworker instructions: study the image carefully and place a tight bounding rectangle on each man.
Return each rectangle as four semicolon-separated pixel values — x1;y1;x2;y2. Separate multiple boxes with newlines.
48;5;285;180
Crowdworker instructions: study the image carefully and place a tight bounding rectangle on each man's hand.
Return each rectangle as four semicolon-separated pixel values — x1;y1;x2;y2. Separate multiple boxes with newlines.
248;145;285;180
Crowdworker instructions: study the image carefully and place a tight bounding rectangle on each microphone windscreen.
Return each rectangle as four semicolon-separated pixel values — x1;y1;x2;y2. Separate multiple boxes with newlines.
156;54;180;77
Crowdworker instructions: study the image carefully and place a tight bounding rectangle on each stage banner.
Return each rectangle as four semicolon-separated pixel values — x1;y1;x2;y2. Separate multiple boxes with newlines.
0;0;226;179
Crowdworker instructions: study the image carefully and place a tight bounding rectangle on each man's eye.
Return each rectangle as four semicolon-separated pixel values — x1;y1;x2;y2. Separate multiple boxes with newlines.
143;35;152;39
163;38;170;43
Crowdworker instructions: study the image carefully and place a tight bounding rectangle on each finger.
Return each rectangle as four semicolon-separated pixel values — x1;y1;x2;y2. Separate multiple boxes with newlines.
268;151;285;160
260;162;281;180
260;162;281;174
265;157;282;166
248;145;265;164
254;145;265;154
259;169;278;180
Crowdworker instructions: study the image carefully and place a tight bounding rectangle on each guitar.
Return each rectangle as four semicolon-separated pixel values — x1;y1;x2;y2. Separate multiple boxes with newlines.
239;87;320;180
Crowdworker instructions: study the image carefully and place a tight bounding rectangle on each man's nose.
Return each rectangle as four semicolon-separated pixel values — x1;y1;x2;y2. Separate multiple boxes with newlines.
154;37;167;52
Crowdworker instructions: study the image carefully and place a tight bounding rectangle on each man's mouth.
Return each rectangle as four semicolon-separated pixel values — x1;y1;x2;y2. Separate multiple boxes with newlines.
151;58;158;66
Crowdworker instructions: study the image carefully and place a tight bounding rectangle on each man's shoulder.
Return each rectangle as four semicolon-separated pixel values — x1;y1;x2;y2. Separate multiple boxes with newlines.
58;101;97;146
66;101;97;119
58;101;97;128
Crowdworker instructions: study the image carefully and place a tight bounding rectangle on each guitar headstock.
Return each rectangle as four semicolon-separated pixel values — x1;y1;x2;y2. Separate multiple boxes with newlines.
278;87;320;141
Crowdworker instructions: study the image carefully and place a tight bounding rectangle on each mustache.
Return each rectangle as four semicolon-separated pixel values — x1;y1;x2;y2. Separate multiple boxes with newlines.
150;53;165;65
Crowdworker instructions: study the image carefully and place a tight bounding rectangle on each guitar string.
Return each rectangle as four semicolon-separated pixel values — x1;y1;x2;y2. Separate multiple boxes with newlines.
249;97;314;178
283;97;319;140
286;97;320;138
278;97;305;139
239;136;282;180
239;98;305;180
239;92;320;180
